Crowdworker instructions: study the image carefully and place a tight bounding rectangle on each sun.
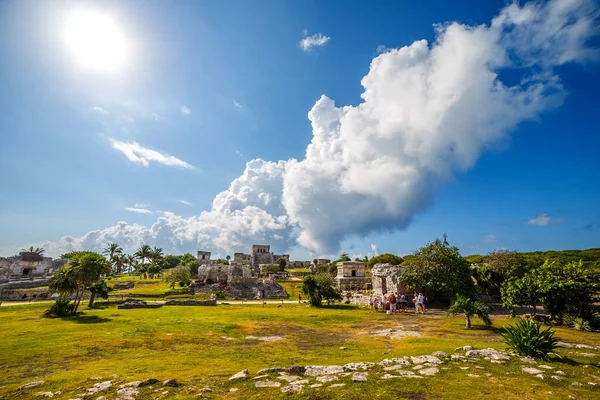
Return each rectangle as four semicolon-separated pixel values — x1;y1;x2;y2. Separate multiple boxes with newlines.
64;10;128;72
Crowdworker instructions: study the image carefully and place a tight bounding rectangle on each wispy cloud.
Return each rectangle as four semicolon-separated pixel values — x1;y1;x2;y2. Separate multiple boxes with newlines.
91;106;109;115
232;99;243;111
299;31;330;52
236;150;243;157
179;199;193;206
527;213;564;226
125;207;152;215
370;244;380;256
376;45;390;54
180;106;191;116
134;203;149;208
484;234;497;243
107;138;196;170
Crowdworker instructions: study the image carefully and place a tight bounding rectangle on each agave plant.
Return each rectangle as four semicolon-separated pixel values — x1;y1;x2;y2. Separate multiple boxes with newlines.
501;318;559;358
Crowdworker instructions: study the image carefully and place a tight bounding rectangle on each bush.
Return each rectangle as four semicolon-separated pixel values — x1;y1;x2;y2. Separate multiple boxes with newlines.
44;298;76;318
563;313;591;331
501;318;559;358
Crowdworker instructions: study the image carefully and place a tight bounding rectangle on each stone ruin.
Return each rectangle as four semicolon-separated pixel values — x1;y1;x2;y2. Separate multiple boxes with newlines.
197;244;314;272
189;263;287;299
0;252;67;283
334;261;371;291
371;263;408;297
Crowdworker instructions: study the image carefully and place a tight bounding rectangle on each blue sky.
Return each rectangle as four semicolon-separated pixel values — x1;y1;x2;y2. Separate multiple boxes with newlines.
0;0;599;259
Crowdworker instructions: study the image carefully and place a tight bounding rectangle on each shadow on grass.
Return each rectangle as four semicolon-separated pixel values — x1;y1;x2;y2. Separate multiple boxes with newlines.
317;304;359;310
66;315;112;324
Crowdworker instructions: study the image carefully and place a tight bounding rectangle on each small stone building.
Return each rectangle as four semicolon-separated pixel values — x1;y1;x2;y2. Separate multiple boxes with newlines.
335;261;370;291
0;252;67;282
371;263;408;297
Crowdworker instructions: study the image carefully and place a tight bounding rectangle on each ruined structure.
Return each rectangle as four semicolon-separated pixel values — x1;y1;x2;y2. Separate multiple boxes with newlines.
371;263;408;296
334;261;370;291
198;244;309;271
0;252;67;282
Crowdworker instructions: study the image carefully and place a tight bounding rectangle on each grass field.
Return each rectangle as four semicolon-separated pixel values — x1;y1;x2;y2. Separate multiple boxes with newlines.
0;302;599;399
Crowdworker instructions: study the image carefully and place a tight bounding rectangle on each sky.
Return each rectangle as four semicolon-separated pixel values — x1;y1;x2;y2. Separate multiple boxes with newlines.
0;0;599;260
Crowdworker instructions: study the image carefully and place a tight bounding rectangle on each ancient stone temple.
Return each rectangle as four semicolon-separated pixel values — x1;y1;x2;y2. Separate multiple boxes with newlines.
371;263;407;296
0;252;67;282
334;261;370;291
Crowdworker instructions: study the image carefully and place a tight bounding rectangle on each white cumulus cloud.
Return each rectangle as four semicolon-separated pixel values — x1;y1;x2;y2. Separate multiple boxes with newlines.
299;32;330;52
108;138;196;170
8;0;598;258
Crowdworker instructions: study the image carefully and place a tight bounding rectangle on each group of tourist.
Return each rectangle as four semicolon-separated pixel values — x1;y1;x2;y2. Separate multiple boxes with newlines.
368;291;427;314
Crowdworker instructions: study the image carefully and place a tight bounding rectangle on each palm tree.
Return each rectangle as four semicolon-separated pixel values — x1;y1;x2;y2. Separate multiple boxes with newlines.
226;255;231;263
135;245;152;266
149;246;164;266
102;243;123;274
447;294;492;329
21;246;45;256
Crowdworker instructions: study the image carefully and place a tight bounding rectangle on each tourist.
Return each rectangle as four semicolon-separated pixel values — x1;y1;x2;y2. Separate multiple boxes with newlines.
381;294;387;313
400;293;408;312
413;291;419;314
298;293;302;303
421;293;427;313
373;297;379;311
389;292;397;314
418;293;425;313
368;294;374;312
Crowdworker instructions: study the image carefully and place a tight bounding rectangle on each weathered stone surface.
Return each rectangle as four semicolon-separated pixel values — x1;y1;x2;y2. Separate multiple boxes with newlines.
450;354;465;360
329;383;346;388
343;362;375;371
522;368;544;375
253;375;269;380
229;388;239;392
340;346;348;350
164;299;217;306
571;382;583;387
519;356;536;364
432;351;449;359
281;385;303;393
113;282;135;290
118;301;162;309
551;375;564;381
229;370;249;380
117;387;138;400
466;374;480;378
255;381;281;388
352;372;368;382
535;374;546;380
575;344;597;350
316;375;338;383
463;346;473;351
411;355;442;365
419;367;439;376
310;384;323;388
538;365;554;370
35;392;53;398
87;381;112;394
371;329;421;339
163;379;179;387
555;370;566;376
304;365;344;376
383;365;405;371
466;348;510;360
119;381;141;389
200;387;213;393
21;381;46;389
380;373;422;379
557;341;574;348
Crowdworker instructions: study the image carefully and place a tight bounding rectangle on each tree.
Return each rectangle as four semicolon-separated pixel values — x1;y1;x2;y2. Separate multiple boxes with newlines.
366;253;403;269
447;294;492;329
102;243;125;274
21;246;45;256
49;251;111;314
215;259;229;265
261;264;281;275
302;273;342;307
179;253;199;277
501;273;543;316
149;246;164;267
135;245;152;266
401;237;475;298
338;253;351;262
162;255;182;270
163;266;191;289
277;257;287;271
87;280;112;307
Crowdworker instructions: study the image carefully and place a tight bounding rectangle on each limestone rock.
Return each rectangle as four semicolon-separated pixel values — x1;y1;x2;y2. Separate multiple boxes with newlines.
316;375;338;383
246;335;284;342
310;384;323;388
575;344;596;350
329;383;345;388
535;374;545;380
21;381;46;389
466;348;510;361
463;346;473;351
163;379;179;387
519;356;536;364
466;374;480;378
116;387;138;400
432;351;449;359
139;378;158;386
343;362;374;371
411;355;442;365
229;370;249;380
352;372;368;382
304;365;344;376
522;368;543;375
551;375;564;381
555;371;566;376
35;392;54;398
278;375;301;383
255;381;281;388
87;381;112;394
200;388;213;393
229;388;239;392
281;385;303;393
253;375;269;380
383;365;405;371
450;354;465;360
119;382;141;389
340;346;348;350
571;382;583;387
538;365;554;370
380;373;422;379
418;367;439;376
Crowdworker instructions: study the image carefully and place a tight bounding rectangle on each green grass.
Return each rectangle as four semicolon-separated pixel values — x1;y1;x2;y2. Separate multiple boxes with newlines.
277;280;303;298
0;303;598;399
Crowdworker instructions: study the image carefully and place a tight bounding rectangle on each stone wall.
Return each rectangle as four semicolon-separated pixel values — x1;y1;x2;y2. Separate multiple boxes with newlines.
287;261;311;269
164;299;217;306
371;263;408;297
0;254;67;281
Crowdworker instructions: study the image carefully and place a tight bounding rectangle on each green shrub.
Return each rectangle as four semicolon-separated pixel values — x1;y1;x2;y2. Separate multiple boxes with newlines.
501;318;559;358
572;317;591;332
44;298;76;318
